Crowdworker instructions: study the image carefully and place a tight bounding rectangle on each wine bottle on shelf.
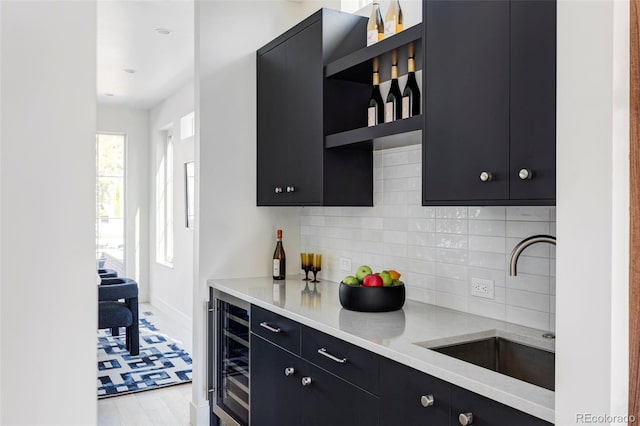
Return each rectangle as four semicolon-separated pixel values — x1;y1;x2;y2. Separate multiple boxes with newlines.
402;57;421;118
368;71;384;126
384;0;403;38
367;1;384;47
272;229;286;280
385;64;402;123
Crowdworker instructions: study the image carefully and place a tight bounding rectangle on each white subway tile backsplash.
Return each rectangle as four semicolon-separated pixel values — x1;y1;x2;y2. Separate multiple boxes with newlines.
468;207;507;220
300;145;555;331
468;220;506;237
506;288;550;312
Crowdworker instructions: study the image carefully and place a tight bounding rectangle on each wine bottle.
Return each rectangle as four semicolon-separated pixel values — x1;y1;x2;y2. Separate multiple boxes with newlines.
402;57;420;118
384;0;403;38
368;71;384;126
272;229;286;280
385;64;402;123
367;1;384;47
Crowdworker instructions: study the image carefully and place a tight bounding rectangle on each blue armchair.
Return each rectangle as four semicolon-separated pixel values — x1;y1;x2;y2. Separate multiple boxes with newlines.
98;268;118;279
98;279;139;356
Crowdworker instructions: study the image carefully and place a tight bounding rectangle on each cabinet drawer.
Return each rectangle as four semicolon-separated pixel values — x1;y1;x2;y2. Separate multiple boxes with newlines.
301;325;379;394
251;305;301;355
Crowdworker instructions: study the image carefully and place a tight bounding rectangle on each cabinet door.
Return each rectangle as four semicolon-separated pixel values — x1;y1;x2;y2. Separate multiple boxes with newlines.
250;334;302;426
380;358;451;426
284;21;323;205
257;41;288;205
509;0;556;201
424;0;510;203
300;361;379;426
451;386;552;426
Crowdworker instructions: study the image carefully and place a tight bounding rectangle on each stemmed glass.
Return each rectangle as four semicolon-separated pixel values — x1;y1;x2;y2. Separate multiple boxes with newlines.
311;254;322;283
300;253;311;281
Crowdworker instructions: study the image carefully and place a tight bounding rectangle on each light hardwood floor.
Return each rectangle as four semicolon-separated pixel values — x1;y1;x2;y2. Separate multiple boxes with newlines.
98;303;194;426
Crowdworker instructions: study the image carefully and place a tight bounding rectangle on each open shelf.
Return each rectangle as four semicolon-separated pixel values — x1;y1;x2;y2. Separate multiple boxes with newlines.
325;114;422;148
325;23;423;83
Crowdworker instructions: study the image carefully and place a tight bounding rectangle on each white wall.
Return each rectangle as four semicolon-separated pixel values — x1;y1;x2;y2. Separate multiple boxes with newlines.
193;1;331;423
0;1;97;424
149;81;195;326
556;0;629;424
98;105;150;301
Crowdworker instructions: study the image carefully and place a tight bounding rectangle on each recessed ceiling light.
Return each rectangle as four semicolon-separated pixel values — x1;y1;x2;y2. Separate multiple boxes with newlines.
123;68;136;74
105;93;115;97
155;28;172;35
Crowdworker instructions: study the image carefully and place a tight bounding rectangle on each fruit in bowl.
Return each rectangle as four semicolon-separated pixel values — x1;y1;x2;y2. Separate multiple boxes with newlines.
339;266;406;312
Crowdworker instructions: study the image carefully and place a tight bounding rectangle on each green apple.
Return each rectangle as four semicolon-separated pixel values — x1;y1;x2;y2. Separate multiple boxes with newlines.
342;275;359;286
379;271;393;286
355;265;373;282
392;279;402;286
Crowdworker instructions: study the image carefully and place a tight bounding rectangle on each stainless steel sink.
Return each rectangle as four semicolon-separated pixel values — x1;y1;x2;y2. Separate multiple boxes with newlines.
417;335;555;391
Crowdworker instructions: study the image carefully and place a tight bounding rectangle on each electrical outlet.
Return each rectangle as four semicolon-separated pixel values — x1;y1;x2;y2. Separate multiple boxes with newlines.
471;278;495;299
339;257;352;272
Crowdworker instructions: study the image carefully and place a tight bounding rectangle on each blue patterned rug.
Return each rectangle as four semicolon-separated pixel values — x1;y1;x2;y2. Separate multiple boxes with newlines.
97;316;192;398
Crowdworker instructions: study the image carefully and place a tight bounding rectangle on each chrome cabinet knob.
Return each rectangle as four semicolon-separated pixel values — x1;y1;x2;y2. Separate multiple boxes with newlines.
420;395;434;407
286;186;295;193
274;187;283;193
459;412;474;425
479;171;493;182
284;367;295;377
301;377;312;386
518;168;533;180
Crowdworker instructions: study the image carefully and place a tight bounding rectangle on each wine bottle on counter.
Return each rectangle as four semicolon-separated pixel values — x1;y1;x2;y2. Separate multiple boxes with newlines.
384;0;403;38
272;229;286;280
368;71;384;126
367;1;384;47
402;56;420;118
385;64;402;123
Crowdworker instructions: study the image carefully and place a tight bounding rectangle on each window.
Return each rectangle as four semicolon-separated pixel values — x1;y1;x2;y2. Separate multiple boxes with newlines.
156;130;174;266
180;111;195;140
96;133;126;275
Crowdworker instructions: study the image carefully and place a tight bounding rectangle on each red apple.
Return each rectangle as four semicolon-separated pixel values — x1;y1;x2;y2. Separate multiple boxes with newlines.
362;274;383;287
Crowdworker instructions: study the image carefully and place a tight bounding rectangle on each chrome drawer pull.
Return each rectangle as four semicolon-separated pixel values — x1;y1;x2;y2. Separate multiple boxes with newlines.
259;322;281;333
301;377;312;386
284;367;295;377
317;347;347;364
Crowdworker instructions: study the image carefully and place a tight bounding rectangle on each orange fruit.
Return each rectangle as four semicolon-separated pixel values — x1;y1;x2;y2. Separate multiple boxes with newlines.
388;269;401;280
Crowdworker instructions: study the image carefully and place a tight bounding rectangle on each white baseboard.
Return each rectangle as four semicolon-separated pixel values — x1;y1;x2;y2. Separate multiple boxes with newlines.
149;296;192;330
190;401;210;426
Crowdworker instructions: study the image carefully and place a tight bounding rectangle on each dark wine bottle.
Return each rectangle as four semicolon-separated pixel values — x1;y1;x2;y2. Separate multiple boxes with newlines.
272;229;286;280
402;57;420;118
368;71;384;126
385;64;402;123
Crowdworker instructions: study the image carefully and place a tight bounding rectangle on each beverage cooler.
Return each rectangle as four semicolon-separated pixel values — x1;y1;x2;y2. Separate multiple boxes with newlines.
209;289;250;426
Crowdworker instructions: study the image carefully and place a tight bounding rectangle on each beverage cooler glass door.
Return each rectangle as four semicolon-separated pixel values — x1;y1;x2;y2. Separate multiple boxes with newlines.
209;289;250;426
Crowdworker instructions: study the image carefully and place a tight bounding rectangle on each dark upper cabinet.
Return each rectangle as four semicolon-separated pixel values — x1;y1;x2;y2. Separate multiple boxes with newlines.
256;9;373;206
423;0;556;205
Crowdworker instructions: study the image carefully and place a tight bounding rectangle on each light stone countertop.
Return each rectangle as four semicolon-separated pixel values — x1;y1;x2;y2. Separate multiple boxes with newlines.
209;275;555;423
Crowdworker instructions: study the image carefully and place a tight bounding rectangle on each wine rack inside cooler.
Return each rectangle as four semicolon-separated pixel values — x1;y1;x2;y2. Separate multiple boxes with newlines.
216;299;250;426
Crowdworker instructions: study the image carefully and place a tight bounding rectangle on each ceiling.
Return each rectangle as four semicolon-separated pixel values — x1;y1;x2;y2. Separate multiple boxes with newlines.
97;0;195;110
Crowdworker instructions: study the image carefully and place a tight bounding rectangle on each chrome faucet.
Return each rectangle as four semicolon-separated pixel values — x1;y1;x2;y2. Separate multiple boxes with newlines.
509;235;556;276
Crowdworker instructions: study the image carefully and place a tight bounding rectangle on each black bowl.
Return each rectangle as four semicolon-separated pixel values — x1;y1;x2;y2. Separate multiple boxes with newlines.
338;281;406;312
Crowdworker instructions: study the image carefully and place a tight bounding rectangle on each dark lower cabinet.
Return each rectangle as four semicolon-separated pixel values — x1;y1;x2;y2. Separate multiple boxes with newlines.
249;304;553;426
380;357;553;426
250;333;379;426
380;357;451;426
451;386;552;426
250;334;301;426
